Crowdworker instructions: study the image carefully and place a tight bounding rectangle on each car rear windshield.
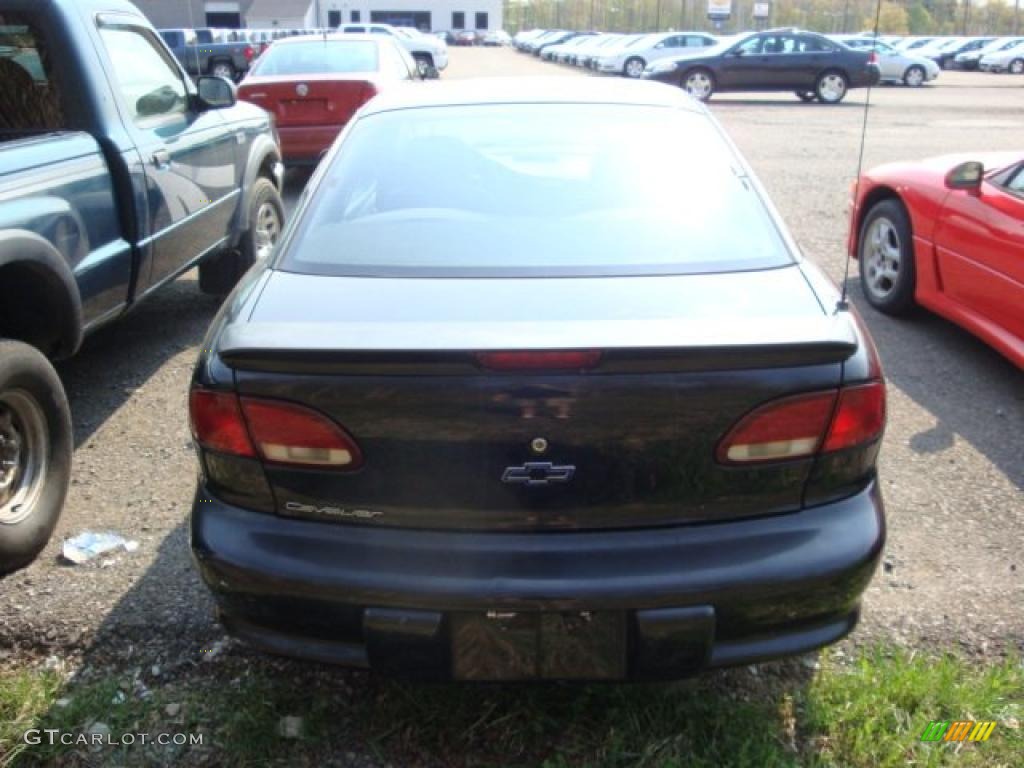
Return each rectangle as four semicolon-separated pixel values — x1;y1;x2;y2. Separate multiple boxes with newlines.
250;40;378;75
280;103;793;277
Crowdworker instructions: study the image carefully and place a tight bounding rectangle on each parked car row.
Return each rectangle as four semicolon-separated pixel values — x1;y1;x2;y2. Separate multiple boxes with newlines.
881;34;1024;73
520;27;881;104
440;29;510;46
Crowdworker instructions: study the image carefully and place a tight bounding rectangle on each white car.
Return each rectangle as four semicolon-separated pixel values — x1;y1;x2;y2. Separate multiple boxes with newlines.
956;37;1024;70
339;23;448;75
577;34;634;68
542;34;595;62
893;36;939;52
483;30;511;46
979;39;1024;73
834;36;939;86
595;32;717;78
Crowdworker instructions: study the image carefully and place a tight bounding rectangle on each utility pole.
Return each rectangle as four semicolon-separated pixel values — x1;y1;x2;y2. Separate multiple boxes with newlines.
590;0;595;29
313;0;321;27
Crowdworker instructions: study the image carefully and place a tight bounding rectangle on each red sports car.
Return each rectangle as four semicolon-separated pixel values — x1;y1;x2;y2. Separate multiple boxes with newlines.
238;35;421;166
849;152;1024;368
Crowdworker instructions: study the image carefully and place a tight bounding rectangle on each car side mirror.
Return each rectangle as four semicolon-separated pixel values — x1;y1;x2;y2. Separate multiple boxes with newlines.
945;161;984;194
731;48;745;57
196;75;237;109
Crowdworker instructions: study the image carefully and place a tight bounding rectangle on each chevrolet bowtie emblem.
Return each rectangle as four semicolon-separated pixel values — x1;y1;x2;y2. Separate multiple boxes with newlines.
501;462;575;486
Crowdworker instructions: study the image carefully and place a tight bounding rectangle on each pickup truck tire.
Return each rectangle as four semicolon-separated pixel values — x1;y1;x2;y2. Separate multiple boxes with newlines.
0;339;72;575
199;178;284;295
210;60;236;80
413;54;439;79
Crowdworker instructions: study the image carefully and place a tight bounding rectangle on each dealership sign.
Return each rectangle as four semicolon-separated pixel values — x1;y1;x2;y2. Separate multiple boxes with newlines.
707;0;732;19
753;2;771;18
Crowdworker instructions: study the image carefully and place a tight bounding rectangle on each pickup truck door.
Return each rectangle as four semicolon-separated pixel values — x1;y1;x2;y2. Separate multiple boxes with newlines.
96;19;240;293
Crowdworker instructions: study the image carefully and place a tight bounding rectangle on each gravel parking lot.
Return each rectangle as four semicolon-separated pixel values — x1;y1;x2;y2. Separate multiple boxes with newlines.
1;46;1020;679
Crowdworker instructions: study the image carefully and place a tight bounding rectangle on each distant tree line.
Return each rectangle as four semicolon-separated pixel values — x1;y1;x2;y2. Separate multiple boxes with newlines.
503;0;1022;37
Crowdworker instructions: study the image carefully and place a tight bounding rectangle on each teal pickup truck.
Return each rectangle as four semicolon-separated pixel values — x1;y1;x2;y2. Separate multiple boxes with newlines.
0;0;285;573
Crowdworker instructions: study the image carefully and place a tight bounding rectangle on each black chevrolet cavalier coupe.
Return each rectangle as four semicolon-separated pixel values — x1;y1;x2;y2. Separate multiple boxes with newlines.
188;78;886;681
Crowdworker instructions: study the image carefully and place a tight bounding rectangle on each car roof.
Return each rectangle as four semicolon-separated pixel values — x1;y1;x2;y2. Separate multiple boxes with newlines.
361;77;705;115
268;33;384;46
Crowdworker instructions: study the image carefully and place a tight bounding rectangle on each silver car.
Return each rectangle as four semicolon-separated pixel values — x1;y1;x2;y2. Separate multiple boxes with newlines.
834;36;939;86
979;39;1024;73
594;32;717;78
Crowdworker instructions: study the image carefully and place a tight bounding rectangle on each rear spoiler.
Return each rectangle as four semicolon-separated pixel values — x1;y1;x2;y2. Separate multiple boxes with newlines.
218;315;858;375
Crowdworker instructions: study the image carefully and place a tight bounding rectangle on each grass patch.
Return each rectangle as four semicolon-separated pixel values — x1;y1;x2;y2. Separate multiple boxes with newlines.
0;646;1020;767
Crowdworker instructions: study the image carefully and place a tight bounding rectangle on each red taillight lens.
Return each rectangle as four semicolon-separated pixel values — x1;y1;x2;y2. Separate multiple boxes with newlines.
189;390;256;458
475;350;602;371
717;382;886;465
821;382;886;453
244;45;254;60
868;51;878;64
716;391;837;464
240;397;363;469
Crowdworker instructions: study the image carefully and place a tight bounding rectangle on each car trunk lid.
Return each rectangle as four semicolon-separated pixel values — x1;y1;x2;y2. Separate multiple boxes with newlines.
238;75;378;127
220;267;855;531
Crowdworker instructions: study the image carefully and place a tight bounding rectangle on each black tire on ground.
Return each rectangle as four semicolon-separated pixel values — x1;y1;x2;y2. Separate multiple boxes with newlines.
209;60;236;80
0;339;72;576
815;69;849;103
858;199;917;316
199;177;284;295
903;65;926;87
795;90;816;102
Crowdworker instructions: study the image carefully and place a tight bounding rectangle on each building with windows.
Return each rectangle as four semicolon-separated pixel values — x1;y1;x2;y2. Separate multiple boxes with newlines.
132;0;502;34
319;1;502;33
131;1;255;29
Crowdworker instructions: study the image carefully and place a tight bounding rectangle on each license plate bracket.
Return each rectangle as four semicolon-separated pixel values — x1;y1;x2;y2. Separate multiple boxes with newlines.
451;610;626;681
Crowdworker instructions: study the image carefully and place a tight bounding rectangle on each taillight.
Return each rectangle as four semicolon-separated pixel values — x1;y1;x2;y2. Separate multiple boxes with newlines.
716;391;837;464
717;381;885;465
189;390;362;469
475;350;602;371
821;382;886;453
244;45;254;60
240;398;363;469
189;390;256;458
868;51;878;64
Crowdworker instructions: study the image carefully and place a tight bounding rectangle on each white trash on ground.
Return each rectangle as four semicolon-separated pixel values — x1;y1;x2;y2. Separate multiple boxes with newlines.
61;532;139;564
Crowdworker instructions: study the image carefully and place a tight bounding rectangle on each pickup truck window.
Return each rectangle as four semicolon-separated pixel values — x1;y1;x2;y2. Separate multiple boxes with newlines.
0;14;64;133
99;26;187;123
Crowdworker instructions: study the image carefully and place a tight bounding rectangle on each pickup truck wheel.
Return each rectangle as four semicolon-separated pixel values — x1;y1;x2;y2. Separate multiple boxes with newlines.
199;178;284;295
0;340;71;575
414;55;439;79
210;61;236;80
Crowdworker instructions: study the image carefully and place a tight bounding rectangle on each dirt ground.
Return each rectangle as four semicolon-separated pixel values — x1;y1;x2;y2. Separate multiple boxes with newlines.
1;48;1021;681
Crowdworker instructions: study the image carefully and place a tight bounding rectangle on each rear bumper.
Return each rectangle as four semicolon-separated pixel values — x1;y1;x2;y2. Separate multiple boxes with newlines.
278;125;343;165
192;480;885;679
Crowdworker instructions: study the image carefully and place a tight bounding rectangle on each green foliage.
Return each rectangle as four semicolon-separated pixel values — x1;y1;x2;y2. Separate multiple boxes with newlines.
2;646;1021;767
503;0;1021;37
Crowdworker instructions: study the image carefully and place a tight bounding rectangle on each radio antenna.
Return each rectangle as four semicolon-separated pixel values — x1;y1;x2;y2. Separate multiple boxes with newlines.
837;0;884;313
